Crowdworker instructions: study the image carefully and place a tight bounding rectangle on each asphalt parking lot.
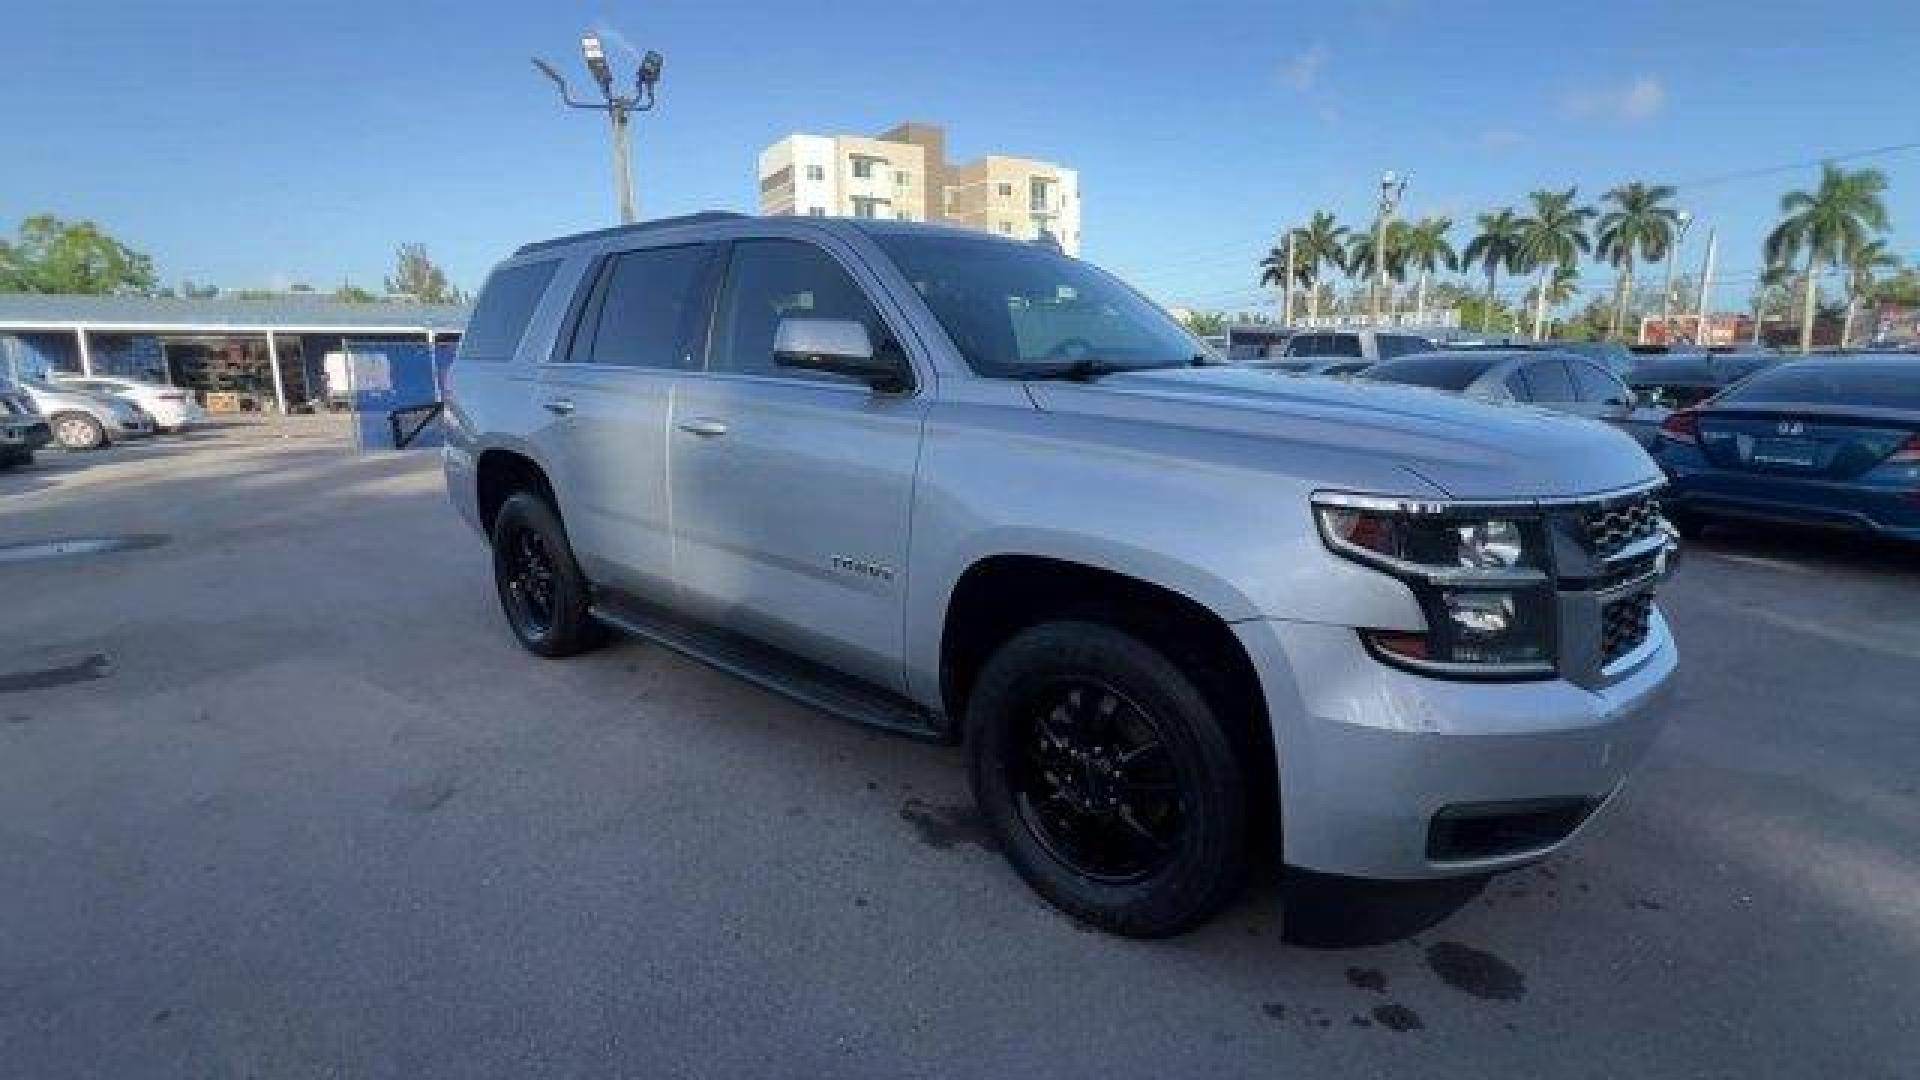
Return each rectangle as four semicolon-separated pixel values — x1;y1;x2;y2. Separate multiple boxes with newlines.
2;425;1916;1079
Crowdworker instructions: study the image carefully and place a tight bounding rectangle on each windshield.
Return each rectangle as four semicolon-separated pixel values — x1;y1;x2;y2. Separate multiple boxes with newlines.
873;233;1202;377
1364;355;1499;392
1719;362;1920;410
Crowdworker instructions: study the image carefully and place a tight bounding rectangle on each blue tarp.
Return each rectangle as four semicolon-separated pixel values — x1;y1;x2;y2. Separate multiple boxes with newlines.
345;338;455;451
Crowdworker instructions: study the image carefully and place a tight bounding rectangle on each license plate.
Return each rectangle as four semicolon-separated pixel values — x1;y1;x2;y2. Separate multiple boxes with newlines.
1749;437;1817;467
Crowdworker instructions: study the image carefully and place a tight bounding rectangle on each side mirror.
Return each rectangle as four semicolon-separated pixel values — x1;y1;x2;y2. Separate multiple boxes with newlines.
772;318;907;392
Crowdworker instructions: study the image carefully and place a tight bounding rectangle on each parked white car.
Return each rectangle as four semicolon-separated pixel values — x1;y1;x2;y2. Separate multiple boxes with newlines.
51;375;202;432
17;378;155;450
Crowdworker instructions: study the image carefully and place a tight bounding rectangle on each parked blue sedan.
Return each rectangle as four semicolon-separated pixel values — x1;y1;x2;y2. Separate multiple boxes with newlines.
1656;355;1920;541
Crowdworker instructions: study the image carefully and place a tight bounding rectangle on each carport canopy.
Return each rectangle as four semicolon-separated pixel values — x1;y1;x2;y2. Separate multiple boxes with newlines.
0;293;468;414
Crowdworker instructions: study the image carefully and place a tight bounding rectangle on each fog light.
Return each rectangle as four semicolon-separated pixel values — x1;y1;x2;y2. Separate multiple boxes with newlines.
1445;591;1515;635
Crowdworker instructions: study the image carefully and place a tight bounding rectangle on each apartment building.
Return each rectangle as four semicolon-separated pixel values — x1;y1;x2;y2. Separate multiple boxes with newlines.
757;122;1080;255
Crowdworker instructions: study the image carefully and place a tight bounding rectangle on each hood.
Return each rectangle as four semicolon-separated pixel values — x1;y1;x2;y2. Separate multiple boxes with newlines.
1026;366;1658;500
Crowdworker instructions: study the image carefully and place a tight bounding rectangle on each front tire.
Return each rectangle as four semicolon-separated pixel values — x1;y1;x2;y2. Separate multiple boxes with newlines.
967;621;1249;937
490;490;605;657
51;412;106;451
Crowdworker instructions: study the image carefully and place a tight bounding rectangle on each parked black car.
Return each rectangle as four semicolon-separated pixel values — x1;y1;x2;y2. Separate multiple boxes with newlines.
1654;355;1920;541
1627;352;1778;410
1363;349;1667;449
0;381;53;469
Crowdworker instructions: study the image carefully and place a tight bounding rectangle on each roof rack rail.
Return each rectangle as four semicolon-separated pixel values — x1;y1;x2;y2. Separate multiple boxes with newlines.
514;211;749;255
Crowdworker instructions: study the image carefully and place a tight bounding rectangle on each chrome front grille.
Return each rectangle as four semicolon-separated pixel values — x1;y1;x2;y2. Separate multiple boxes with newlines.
1601;591;1654;663
1580;491;1665;561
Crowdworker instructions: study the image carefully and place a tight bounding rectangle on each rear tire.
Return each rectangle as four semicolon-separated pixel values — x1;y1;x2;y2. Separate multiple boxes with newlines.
51;412;106;451
967;620;1249;938
490;490;605;657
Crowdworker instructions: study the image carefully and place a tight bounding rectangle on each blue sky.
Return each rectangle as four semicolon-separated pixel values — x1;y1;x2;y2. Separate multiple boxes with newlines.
5;0;1918;315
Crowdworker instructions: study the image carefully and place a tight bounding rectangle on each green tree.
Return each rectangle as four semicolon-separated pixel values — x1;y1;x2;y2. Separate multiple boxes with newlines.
1462;208;1526;331
384;243;465;304
1839;238;1897;347
1765;163;1890;352
0;214;157;295
1872;266;1920;307
1177;309;1231;336
1290;212;1348;324
1595;182;1681;340
1522;263;1581;337
1400;216;1458;325
333;282;381;303
1344;220;1411;317
1749;261;1793;346
1516;187;1595;339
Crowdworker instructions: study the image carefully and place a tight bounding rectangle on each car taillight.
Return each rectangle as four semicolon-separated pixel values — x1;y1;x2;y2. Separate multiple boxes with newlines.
1890;433;1920;463
1660;411;1700;444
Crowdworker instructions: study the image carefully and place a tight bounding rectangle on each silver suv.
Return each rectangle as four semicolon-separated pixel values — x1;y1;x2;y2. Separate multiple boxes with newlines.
445;213;1678;937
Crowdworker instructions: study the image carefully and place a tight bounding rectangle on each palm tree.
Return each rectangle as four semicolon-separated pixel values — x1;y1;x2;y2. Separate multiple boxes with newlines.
1400;216;1458;326
1595;182;1681;341
1840;238;1898;348
1462;209;1526;332
1766;163;1891;352
1750;261;1792;346
1517;187;1595;340
1287;212;1348;325
1344;221;1410;319
1258;233;1309;320
1522;264;1580;336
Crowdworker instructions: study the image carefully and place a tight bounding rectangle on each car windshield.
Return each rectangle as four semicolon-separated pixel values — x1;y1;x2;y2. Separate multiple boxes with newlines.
1364;355;1500;392
873;232;1202;378
1718;362;1920;410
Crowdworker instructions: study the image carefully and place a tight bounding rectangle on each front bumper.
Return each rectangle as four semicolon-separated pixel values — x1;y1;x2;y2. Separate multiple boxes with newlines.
1237;613;1677;880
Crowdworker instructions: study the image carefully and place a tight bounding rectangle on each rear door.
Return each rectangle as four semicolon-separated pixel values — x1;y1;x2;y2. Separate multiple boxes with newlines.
535;242;717;598
667;236;928;691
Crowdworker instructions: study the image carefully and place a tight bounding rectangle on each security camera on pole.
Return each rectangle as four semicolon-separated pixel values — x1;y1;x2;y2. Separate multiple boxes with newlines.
533;30;664;225
1372;171;1408;326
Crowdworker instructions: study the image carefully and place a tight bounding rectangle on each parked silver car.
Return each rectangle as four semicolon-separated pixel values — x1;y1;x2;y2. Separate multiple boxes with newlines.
445;214;1679;936
16;377;155;449
1365;349;1671;450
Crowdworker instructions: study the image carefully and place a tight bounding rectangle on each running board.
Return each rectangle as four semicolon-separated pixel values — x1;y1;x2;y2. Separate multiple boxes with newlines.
589;593;951;743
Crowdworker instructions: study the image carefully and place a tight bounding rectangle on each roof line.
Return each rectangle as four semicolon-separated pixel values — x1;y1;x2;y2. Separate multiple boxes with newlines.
514;210;749;255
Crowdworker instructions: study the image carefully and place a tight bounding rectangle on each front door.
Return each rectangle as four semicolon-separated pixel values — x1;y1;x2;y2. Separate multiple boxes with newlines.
668;237;927;692
534;241;715;599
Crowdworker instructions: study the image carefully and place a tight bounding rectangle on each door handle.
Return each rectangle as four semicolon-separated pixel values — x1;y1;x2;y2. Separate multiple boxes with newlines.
543;397;576;416
676;417;729;437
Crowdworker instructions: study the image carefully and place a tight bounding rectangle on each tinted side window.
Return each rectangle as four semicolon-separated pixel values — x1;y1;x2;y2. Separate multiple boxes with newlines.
571;245;711;369
460;260;559;363
1378;335;1431;359
1285;334;1319;357
1327;334;1363;358
1571;361;1629;404
1521;360;1575;402
708;239;888;382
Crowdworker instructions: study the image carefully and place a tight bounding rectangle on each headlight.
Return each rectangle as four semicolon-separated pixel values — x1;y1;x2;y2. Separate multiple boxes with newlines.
1313;492;1557;679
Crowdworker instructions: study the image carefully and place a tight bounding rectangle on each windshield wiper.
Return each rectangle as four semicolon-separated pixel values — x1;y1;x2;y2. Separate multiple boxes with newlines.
1026;356;1205;383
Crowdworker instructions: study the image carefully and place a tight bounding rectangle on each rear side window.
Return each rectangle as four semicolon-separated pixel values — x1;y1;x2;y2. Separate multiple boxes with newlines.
568;245;712;369
1326;334;1363;358
1378;335;1432;360
1571;361;1629;404
460;260;559;363
1520;360;1575;402
1285;334;1322;357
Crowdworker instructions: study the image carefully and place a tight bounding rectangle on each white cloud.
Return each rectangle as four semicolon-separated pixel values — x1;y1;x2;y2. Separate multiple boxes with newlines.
1280;43;1328;93
1564;75;1666;121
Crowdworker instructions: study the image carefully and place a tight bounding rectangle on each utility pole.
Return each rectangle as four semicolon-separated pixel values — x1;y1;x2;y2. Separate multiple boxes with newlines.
1371;171;1407;326
534;30;664;225
1282;228;1297;326
1656;211;1692;345
1695;226;1718;346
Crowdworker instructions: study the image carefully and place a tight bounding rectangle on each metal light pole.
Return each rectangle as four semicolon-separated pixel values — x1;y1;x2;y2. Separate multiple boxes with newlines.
1282;228;1297;325
1371;171;1407;325
534;31;663;225
1656;210;1692;344
1695;226;1718;346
